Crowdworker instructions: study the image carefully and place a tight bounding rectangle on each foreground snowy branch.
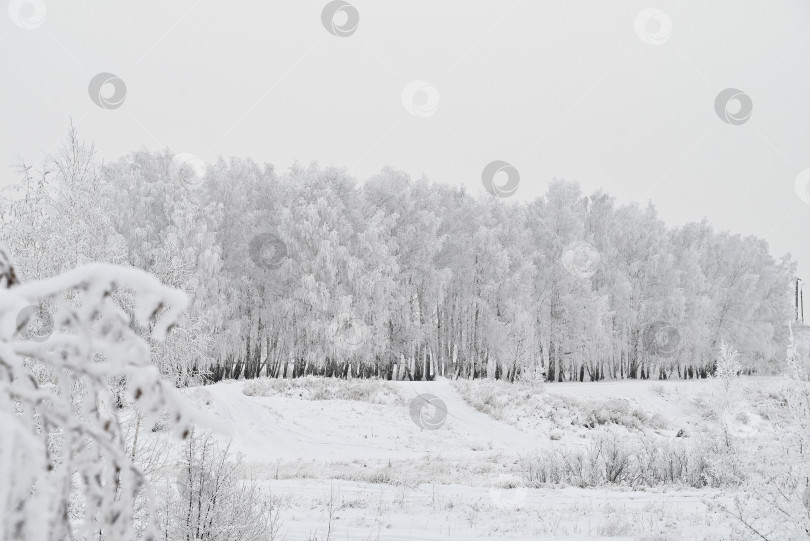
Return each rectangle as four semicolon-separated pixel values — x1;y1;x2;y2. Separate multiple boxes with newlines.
0;249;217;540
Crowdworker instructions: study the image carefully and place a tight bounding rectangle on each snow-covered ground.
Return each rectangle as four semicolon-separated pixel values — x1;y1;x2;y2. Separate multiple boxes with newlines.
198;377;543;462
262;478;726;541
169;375;804;540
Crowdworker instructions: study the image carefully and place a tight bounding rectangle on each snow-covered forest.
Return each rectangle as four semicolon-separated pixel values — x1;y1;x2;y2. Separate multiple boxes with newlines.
0;128;795;387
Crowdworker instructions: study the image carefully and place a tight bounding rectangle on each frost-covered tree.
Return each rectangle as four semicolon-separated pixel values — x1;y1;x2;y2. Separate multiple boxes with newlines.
0;245;208;540
715;341;742;390
713;341;743;453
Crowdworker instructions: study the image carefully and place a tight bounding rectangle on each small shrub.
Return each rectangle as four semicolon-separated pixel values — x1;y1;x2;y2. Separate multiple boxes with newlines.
367;469;393;484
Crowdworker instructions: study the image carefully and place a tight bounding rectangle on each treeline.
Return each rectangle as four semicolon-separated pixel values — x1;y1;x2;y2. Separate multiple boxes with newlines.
0;129;795;384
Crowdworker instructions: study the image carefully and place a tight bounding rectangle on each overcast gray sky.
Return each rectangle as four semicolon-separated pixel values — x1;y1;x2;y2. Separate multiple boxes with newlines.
2;0;809;279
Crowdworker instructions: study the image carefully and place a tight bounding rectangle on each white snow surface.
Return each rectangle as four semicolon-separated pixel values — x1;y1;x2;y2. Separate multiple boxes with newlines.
170;375;796;540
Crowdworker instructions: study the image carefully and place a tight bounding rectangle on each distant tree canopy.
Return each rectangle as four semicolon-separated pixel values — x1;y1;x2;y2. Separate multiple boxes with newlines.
0;129;796;384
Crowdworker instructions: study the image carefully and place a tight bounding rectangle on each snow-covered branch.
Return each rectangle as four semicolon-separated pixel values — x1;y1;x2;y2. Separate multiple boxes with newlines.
0;248;219;541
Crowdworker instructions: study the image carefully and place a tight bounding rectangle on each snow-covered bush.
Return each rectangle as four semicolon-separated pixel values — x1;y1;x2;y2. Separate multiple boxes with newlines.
454;378;667;434
520;429;734;489
157;429;283;541
243;375;406;405
583;400;667;431
0;246;211;540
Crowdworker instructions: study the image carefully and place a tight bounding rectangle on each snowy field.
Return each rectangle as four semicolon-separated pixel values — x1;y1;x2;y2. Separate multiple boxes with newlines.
167;375;800;540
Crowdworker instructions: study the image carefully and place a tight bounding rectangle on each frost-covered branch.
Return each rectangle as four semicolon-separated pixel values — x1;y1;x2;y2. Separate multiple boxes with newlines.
0;248;218;541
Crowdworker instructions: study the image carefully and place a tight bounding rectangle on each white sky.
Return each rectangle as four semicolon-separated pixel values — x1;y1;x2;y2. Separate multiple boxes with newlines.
1;0;809;279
